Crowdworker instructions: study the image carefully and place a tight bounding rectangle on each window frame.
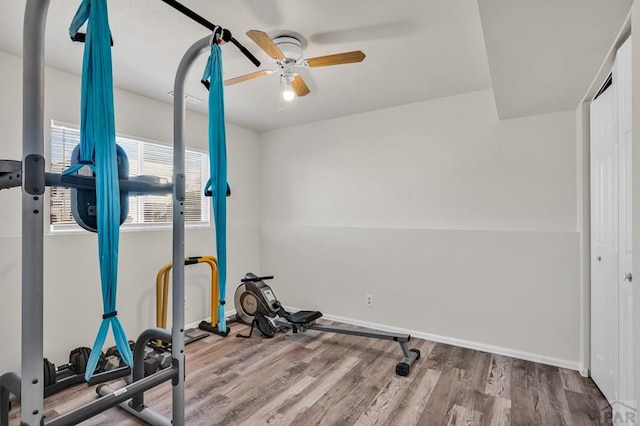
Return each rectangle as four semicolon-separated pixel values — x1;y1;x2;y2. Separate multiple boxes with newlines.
48;120;211;234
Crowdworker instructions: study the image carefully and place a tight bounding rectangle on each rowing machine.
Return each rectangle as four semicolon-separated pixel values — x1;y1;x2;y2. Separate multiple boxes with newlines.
234;273;421;376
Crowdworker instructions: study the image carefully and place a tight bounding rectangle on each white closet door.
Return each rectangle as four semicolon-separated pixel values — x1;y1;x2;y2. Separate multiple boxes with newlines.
590;79;619;403
615;37;633;404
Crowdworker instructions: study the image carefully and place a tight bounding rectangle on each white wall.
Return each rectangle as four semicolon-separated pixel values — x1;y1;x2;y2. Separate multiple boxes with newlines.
260;89;581;367
0;50;261;373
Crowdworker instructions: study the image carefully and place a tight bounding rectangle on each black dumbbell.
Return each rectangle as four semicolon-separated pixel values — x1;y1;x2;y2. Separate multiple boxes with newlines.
43;345;90;389
105;341;136;363
43;358;56;387
68;347;91;374
156;351;172;369
143;357;160;377
101;355;121;371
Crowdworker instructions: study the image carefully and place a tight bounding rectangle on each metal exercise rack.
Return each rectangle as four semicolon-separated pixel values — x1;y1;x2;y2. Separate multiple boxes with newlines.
0;1;258;424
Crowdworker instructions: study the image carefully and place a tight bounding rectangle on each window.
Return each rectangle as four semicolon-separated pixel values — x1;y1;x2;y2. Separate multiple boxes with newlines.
50;122;210;231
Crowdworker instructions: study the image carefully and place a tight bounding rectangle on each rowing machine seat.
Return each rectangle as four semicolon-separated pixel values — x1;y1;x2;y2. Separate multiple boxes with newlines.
286;311;323;324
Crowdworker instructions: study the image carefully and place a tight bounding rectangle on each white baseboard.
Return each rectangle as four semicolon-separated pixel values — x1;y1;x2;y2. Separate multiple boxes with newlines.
579;366;590;378
282;306;581;372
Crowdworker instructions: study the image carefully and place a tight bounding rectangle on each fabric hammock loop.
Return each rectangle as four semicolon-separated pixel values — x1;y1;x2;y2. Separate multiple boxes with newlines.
202;43;228;335
69;0;133;382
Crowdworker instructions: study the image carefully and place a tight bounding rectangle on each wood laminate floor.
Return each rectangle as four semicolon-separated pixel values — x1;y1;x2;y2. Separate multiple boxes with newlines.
8;320;611;425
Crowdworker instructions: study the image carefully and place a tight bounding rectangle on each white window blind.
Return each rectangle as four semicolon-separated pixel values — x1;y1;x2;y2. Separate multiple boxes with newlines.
50;122;210;230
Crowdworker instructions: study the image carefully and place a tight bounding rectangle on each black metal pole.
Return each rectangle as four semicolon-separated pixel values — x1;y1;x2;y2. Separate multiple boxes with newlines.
159;0;261;67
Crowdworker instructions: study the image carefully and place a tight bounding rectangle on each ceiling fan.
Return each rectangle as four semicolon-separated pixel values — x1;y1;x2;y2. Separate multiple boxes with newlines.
224;30;366;101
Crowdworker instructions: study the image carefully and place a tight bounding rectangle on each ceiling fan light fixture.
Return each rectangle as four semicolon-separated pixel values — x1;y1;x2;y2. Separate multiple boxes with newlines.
282;80;295;101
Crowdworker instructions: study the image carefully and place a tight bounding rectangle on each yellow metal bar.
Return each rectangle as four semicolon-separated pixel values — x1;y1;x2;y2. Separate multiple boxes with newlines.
155;262;173;329
154;256;219;338
200;258;218;326
155;262;174;346
162;270;171;328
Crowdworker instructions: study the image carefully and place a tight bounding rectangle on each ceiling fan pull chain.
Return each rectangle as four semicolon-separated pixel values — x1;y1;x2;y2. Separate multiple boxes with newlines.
279;83;282;111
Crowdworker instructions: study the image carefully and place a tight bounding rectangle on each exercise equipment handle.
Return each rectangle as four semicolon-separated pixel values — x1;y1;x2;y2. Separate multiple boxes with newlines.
241;275;273;283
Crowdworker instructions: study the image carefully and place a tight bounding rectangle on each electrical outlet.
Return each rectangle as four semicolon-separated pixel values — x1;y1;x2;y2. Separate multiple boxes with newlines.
184;298;187;309
365;294;374;307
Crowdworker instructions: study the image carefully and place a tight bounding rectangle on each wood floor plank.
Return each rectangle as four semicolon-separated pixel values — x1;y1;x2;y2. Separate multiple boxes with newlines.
511;358;539;390
418;367;466;424
486;397;512;426
352;376;410;426
534;364;573;425
559;368;588;394
461;350;492;392
425;342;454;371
447;346;477;370
385;368;441;426
511;386;541;425
7;321;610;426
291;338;400;425
214;361;310;425
565;389;611;426
485;354;511;398
582;375;613;415
447;404;483;426
451;389;492;420
262;356;361;426
300;329;329;349
242;375;316;425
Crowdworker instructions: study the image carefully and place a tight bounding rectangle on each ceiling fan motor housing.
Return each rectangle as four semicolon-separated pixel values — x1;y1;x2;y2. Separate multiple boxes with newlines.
274;36;304;62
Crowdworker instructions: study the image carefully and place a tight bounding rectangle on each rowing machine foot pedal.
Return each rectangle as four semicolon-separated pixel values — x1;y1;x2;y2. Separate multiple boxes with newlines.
236;313;275;338
255;312;275;337
237;320;257;338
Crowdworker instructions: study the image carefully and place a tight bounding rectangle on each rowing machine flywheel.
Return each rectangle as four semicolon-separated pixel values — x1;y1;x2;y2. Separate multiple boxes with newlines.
234;284;259;325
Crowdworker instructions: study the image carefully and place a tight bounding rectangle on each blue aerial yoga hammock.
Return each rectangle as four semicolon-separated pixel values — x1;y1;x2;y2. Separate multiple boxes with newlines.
68;0;133;381
202;42;228;334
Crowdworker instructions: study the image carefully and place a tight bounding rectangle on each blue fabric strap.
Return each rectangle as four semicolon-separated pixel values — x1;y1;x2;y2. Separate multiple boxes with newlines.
69;0;133;381
202;43;228;334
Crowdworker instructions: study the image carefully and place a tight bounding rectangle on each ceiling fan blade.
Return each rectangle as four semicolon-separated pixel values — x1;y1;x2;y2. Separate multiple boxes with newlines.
305;51;366;68
246;30;285;59
292;75;310;97
224;70;271;86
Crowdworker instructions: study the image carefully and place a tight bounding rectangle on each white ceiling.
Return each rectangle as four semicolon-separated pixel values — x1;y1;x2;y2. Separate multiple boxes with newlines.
0;1;633;131
478;0;633;120
0;0;492;132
